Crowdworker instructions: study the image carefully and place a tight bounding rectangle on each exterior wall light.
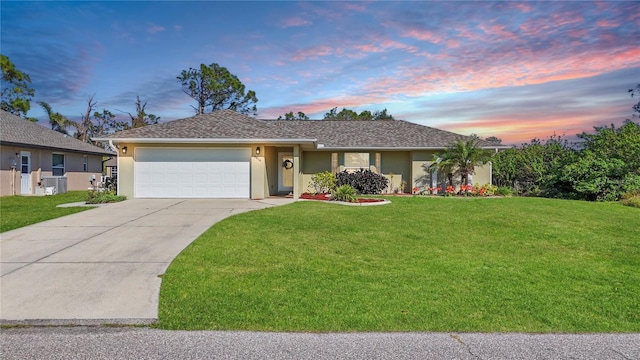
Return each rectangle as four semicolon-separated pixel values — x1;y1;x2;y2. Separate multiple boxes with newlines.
256;146;261;155
122;146;128;154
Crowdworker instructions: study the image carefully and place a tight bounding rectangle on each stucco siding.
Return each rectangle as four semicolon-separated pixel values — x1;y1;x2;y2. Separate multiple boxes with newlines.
301;151;331;193
411;150;440;191
471;162;492;186
1;145;107;195
251;149;266;199
0;170;19;196
117;143;134;198
380;151;411;193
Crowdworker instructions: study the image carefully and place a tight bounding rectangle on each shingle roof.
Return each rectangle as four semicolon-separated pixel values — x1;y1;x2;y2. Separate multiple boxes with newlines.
97;109;498;149
268;119;496;148
0;110;115;156
96;109;300;140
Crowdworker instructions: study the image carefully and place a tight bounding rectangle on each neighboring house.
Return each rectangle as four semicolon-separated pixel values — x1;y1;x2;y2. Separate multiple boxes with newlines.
95;109;504;200
104;157;118;179
0;110;116;196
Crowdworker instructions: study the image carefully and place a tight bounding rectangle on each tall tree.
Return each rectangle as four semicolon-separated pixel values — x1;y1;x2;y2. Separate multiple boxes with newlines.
74;95;97;143
323;107;394;120
372;108;394;120
1;55;35;118
127;96;160;128
430;138;493;186
629;83;640;116
91;109;128;138
277;111;309;120
39;101;71;135
177;63;258;116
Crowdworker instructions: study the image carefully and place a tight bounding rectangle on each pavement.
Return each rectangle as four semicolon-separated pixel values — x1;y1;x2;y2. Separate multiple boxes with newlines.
0;198;293;324
1;327;639;360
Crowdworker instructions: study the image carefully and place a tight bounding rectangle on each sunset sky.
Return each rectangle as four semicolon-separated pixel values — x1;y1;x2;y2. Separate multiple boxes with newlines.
2;1;639;145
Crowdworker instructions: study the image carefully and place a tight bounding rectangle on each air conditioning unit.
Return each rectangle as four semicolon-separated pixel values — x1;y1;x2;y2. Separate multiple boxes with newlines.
40;176;68;194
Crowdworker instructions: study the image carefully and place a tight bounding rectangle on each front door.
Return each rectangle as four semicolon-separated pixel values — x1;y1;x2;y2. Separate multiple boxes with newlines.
278;152;293;193
20;151;31;195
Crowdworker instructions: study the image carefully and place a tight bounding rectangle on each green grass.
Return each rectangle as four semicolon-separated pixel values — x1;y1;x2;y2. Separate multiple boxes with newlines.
158;196;640;332
0;191;92;232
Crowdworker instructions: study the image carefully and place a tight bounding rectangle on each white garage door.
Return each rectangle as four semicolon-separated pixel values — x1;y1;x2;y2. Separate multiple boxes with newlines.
134;148;250;198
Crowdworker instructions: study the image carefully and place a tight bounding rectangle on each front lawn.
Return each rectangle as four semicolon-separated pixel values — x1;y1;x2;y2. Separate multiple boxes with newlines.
0;191;92;232
158;197;640;332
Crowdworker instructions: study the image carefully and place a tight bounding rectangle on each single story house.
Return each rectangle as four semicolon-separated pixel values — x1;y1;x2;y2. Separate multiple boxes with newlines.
0;110;116;196
95;109;503;200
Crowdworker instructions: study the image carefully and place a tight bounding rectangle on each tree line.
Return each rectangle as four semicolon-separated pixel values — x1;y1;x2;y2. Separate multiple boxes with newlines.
491;85;640;202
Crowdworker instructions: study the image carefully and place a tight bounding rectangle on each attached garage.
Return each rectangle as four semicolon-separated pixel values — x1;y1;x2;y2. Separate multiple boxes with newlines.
134;148;250;198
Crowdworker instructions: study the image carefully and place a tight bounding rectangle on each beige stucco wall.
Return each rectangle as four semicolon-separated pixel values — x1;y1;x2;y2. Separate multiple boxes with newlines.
251;147;267;199
411;150;440;192
300;151;332;193
380;151;411;193
0;169;19;196
410;149;494;192
1;145;106;196
471;162;492;186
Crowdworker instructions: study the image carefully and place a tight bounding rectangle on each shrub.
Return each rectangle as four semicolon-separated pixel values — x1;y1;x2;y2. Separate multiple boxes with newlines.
496;186;513;196
621;191;640;208
473;183;498;196
87;189;127;204
336;169;388;194
332;184;357;202
309;171;337;194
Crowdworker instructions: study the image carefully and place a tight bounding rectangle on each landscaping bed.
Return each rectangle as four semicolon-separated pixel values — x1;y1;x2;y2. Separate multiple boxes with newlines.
299;192;385;203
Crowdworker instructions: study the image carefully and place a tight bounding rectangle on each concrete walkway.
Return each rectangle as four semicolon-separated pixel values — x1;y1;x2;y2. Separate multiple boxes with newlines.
0;198;293;324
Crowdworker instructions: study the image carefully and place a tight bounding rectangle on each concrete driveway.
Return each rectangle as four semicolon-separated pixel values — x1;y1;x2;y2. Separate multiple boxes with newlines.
0;198;293;324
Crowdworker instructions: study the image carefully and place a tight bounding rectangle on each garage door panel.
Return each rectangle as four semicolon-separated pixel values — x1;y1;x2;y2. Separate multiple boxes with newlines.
134;148;250;198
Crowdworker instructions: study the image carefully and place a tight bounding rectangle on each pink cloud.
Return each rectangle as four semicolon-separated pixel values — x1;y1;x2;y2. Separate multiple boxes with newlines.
512;3;534;13
344;3;366;12
401;29;443;44
260;94;389;119
291;45;333;61
147;25;165;34
435;103;629;144
596;19;619;28
478;23;519;42
281;17;311;28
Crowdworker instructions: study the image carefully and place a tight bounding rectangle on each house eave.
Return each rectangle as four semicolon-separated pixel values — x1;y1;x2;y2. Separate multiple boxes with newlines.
0;140;115;156
313;146;451;151
314;145;508;151
93;137;318;145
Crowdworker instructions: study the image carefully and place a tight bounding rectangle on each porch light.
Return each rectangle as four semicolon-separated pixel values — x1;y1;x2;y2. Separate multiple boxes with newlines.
256;146;261;155
122;146;128;154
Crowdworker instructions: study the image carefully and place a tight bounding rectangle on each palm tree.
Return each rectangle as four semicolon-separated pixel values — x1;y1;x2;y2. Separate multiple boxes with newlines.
430;138;494;186
39;101;71;135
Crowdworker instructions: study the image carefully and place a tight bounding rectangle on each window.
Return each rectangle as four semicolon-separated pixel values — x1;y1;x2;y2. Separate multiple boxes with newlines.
21;153;30;174
110;166;118;178
83;156;88;172
52;154;65;176
344;152;370;169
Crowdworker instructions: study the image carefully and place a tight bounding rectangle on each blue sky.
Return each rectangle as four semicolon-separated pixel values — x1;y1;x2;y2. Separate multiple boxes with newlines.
2;1;639;144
